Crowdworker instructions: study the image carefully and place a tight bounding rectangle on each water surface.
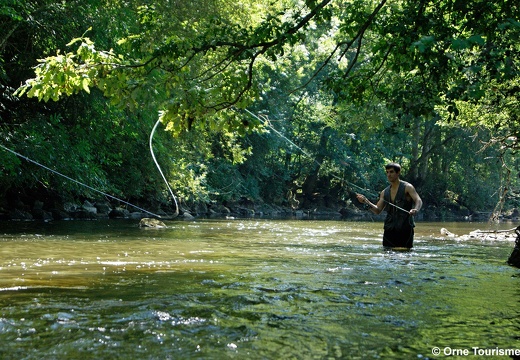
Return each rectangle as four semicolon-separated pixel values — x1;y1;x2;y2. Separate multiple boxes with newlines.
0;219;519;359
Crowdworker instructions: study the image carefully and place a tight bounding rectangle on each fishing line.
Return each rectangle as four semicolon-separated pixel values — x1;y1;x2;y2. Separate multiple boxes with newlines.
149;119;179;217
242;108;369;189
241;108;410;214
0;143;162;217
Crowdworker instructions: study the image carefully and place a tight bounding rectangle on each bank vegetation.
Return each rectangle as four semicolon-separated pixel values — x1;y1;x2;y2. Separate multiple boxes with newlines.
1;0;519;221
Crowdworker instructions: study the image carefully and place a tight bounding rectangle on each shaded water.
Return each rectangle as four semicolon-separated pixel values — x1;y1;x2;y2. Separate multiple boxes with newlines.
0;219;519;359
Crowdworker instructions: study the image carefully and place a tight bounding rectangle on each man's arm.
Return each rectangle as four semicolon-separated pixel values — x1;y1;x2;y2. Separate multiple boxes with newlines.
406;184;423;216
357;191;385;215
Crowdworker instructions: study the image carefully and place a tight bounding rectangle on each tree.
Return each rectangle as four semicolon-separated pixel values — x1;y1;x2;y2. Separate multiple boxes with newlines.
8;0;520;215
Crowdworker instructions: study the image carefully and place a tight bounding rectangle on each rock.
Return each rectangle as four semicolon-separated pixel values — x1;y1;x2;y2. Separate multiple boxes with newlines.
139;218;167;228
183;212;195;220
71;209;97;220
212;205;231;214
33;200;44;210
9;208;33;221
63;202;80;213
95;201;112;215
51;208;71;220
110;207;130;218
295;210;307;218
194;202;208;216
440;228;457;237
236;207;255;216
129;212;146;219
14;199;29;212
82;200;97;215
32;208;53;221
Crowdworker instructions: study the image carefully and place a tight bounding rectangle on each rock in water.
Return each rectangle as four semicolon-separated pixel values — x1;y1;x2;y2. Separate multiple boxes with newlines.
440;228;457;237
139;218;167;228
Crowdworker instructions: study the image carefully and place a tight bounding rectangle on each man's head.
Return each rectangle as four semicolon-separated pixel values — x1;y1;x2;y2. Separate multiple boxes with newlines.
385;162;401;174
385;163;401;183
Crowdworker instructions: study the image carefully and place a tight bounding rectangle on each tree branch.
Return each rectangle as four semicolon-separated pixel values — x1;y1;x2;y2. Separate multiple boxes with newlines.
292;0;388;92
340;0;388;79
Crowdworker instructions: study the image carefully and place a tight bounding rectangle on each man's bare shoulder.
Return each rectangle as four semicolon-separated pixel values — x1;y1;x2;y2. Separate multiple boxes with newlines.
405;182;415;189
405;182;419;195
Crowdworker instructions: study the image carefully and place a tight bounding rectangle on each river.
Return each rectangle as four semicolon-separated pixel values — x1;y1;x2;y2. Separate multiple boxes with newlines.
0;218;519;359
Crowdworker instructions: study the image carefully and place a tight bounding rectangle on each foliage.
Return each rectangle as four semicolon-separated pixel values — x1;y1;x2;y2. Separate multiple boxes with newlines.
2;0;520;217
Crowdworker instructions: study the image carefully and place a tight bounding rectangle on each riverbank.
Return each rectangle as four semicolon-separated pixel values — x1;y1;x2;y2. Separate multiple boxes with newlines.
0;192;516;223
0;196;361;221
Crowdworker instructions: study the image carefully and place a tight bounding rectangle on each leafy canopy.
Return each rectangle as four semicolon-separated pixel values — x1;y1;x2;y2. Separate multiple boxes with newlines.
15;0;334;136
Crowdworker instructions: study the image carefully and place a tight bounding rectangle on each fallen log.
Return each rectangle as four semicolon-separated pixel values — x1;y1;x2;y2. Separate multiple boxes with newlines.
472;228;517;234
440;227;518;241
441;226;520;268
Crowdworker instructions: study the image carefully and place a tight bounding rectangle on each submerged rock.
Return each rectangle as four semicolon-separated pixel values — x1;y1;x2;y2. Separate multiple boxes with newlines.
440;228;457;238
139;217;167;228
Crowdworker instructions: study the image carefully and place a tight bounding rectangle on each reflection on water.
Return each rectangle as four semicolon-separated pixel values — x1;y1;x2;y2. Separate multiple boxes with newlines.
0;219;519;359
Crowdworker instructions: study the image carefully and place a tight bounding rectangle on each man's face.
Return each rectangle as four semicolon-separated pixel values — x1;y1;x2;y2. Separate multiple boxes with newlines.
386;168;399;182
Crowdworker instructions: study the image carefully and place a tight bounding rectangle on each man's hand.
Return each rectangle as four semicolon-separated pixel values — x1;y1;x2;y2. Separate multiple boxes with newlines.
356;194;368;204
409;209;419;216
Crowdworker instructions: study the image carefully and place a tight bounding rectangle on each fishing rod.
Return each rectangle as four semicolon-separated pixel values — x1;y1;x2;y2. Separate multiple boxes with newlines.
241;108;411;214
356;192;411;214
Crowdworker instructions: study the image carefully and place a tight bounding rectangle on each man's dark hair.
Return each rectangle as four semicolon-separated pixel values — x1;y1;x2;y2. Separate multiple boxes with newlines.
385;162;401;173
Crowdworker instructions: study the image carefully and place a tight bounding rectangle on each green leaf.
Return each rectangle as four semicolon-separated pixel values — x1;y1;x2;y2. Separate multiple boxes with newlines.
468;34;485;46
26;84;39;98
451;38;468;50
66;37;84;47
82;78;90;93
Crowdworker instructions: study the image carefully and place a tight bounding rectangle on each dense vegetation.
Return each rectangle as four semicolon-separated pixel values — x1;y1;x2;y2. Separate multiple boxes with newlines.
1;0;519;219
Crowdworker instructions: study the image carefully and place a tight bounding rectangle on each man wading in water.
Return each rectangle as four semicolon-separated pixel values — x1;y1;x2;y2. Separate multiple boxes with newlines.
356;163;423;249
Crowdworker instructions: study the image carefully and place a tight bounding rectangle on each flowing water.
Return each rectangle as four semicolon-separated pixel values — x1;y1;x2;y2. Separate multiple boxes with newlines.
0;219;519;359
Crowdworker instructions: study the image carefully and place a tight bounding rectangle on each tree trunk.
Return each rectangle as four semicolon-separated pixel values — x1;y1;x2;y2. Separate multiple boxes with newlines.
301;126;332;206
